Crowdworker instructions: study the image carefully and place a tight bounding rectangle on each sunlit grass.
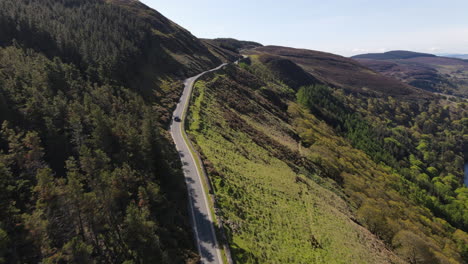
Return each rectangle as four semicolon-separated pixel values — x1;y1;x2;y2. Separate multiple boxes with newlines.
186;78;402;264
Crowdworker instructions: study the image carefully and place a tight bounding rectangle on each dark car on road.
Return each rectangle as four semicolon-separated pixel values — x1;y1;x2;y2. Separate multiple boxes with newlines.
174;116;181;122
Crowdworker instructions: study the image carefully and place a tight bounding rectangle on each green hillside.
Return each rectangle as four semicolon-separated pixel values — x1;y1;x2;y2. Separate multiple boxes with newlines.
186;57;468;263
0;0;235;263
0;1;467;264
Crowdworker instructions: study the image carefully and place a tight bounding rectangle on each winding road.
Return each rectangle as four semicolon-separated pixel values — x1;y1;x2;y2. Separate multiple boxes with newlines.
170;63;227;264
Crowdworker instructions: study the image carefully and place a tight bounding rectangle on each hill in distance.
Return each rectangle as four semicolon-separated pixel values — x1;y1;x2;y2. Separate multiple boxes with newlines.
352;51;468;97
245;46;433;99
352;50;436;60
439;54;468;60
202;38;263;53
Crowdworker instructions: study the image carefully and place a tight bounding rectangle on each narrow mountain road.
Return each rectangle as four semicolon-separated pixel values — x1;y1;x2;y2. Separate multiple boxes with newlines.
170;63;228;264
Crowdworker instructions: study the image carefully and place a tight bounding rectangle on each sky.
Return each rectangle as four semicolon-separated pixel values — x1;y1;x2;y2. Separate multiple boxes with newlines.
140;0;468;57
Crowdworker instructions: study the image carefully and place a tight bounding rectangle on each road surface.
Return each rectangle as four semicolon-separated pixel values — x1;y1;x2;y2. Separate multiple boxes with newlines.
170;63;227;264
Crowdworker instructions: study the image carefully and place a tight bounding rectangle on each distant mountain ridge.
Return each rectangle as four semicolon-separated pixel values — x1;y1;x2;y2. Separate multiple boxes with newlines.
246;46;432;98
202;38;263;53
440;54;468;60
352;50;436;60
352;50;468;96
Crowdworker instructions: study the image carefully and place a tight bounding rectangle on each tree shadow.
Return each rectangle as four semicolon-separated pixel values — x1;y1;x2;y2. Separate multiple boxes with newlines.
178;145;231;263
178;150;185;158
185;173;226;263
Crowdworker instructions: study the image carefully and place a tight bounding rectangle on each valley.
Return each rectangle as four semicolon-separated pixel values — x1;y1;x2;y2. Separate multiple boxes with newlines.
184;53;468;263
0;1;466;264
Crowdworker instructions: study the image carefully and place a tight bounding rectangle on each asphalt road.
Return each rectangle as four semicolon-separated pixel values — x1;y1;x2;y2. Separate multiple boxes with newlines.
170;63;227;264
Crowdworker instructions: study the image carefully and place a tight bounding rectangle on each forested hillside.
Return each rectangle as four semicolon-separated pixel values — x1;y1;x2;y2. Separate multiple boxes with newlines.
0;0;235;263
186;55;468;263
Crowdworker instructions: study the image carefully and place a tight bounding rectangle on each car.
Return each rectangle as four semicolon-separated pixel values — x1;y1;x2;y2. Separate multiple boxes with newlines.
174;116;181;122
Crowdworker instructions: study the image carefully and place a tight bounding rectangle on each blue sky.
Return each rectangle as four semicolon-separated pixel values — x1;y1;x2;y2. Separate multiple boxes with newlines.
140;0;468;56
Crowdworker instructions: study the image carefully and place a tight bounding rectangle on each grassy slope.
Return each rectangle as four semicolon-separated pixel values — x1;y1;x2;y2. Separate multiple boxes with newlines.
186;60;468;263
186;73;404;263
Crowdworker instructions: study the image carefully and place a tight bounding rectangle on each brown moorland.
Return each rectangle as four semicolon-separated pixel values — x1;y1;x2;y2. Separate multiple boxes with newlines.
245;46;433;99
353;51;468;97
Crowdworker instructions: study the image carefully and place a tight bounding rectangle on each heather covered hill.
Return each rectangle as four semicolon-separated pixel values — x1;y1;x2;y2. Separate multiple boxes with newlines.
200;39;241;63
202;38;263;53
352;50;436;60
256;55;322;90
245;46;432;99
352;51;468;97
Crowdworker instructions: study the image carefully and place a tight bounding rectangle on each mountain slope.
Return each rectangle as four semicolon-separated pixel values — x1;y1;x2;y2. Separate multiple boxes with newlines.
245;46;432;99
352;51;468;97
187;66;404;264
186;55;468;263
202;38;263;53
0;0;237;98
0;0;237;263
0;1;467;263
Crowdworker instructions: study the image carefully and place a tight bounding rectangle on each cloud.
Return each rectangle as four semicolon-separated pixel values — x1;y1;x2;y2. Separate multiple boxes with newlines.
350;48;387;55
351;48;370;53
428;47;442;53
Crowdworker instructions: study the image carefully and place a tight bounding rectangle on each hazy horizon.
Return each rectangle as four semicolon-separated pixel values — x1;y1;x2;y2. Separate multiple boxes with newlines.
141;0;468;57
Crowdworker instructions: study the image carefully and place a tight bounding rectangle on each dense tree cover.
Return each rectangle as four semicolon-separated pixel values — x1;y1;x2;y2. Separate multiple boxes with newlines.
0;0;231;262
0;0;223;98
297;85;468;231
1;0;159;86
0;0;237;262
296;85;398;166
295;84;468;261
0;45;195;263
289;104;468;263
